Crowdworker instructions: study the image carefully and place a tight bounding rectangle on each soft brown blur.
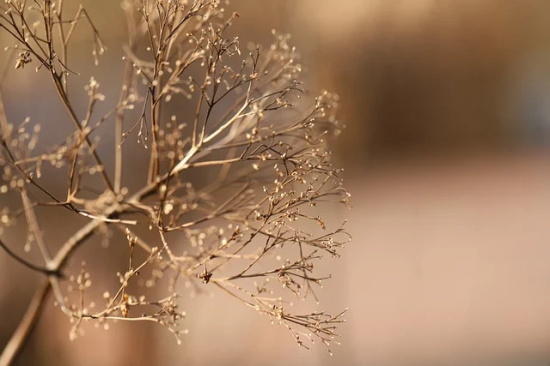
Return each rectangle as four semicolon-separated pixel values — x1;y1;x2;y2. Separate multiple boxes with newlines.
3;1;550;365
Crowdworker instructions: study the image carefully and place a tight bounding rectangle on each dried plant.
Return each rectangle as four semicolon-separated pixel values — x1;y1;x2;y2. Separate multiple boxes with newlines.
0;0;350;364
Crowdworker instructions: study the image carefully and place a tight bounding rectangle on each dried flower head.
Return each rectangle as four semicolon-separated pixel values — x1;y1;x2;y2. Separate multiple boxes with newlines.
0;0;350;360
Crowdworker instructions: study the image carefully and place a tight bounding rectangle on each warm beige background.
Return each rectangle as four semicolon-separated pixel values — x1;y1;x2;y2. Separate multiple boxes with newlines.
3;1;550;365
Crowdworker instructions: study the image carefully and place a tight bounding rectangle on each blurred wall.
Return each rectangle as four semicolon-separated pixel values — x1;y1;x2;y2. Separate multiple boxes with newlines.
292;1;550;161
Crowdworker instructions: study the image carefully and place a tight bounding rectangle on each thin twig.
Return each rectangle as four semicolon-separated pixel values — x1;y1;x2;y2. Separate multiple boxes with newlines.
0;238;59;276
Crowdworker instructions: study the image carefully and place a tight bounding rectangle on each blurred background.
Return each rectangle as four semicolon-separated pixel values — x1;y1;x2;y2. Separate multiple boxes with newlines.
3;1;550;365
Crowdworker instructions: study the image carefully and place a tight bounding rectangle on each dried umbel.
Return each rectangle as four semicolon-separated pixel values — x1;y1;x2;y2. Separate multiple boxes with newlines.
0;0;350;361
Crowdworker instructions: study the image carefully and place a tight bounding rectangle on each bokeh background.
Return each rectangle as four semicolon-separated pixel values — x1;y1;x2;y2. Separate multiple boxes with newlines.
3;1;550;365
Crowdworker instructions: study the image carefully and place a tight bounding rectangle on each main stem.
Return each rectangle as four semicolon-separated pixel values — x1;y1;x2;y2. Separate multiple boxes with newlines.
0;280;51;366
